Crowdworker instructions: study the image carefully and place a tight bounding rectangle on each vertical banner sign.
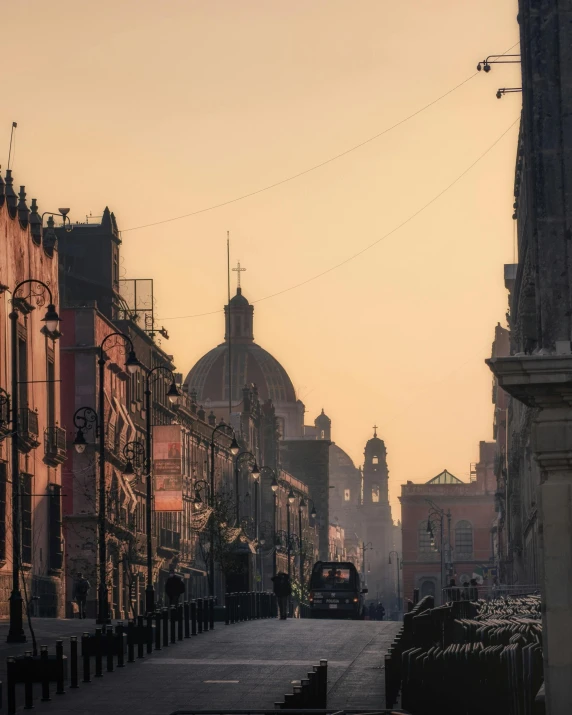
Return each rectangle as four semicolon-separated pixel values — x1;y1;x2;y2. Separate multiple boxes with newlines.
153;424;183;511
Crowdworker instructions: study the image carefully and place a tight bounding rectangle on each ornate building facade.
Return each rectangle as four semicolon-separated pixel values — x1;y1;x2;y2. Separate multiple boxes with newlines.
0;170;65;618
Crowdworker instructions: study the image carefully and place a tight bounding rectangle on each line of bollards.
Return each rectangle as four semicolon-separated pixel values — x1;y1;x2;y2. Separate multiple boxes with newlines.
4;594;261;715
224;591;277;624
275;659;328;709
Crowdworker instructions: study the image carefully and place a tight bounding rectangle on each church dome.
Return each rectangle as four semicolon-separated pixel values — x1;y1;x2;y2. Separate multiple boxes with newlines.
364;426;386;457
185;288;297;405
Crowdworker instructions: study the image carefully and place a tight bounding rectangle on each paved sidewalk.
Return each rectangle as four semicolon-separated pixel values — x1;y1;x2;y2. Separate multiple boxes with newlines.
8;619;400;714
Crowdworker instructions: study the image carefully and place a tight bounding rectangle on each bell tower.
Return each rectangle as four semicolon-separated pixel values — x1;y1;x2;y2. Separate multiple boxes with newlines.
360;426;394;605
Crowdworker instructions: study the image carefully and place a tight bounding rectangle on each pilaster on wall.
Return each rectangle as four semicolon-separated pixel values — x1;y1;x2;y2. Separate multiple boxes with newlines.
487;354;572;714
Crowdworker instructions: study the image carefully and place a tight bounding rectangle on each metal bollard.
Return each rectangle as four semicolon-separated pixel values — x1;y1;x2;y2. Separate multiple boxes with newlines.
191;600;198;636
137;615;145;658
107;626;115;671
197;599;204;634
70;636;79;688
209;597;215;630
95;627;103;676
162;608;169;647
155;611;162;650
225;594;230;625
147;613;154;654
230;594;236;624
24;651;34;710
41;645;51;701
7;657;16;715
170;606;177;644
56;639;65;694
184;601;191;638
203;598;209;632
127;620;135;663
116;622;125;667
177;603;184;641
82;633;91;683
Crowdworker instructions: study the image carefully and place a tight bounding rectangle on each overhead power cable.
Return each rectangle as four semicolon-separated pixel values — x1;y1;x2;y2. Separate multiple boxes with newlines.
160;116;520;322
123;41;519;234
124;77;476;233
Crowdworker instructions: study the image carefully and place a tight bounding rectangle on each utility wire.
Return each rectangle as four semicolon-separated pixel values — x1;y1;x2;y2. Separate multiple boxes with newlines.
124;41;519;234
161;116;520;321
123;75;478;232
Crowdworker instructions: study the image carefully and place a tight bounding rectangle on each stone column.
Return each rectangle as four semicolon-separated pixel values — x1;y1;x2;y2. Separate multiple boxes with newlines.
487;355;572;714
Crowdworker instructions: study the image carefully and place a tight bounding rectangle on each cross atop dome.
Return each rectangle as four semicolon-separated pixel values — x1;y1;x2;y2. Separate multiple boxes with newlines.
232;260;246;290
373;424;378;438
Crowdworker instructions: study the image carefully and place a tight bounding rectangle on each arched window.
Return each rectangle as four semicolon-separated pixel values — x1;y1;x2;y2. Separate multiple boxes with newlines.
371;484;380;503
418;520;434;553
455;520;473;559
344;489;350;501
320;430;325;439
372;456;379;464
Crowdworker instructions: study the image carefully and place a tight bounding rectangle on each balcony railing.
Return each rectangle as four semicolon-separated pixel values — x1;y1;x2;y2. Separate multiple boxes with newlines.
18;408;40;452
159;528;181;552
44;426;67;466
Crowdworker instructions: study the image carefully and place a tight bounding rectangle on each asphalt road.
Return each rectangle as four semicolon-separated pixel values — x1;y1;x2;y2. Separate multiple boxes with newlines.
0;617;401;714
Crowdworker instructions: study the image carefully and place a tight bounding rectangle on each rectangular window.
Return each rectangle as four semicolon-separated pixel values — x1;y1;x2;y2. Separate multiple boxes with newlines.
372;456;379;465
344;489;350;501
48;484;63;571
22;474;32;565
18;336;28;408
0;463;6;561
372;485;380;503
47;352;55;428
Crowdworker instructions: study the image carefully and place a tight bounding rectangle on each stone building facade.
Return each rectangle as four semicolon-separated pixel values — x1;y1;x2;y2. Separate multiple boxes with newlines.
0;169;65;617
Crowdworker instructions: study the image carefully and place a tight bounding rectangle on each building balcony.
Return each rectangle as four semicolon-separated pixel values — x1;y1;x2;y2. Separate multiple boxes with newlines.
18;408;40;453
158;528;181;553
44;426;67;466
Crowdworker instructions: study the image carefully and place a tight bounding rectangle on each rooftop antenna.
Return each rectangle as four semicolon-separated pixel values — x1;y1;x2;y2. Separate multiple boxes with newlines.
7;122;17;170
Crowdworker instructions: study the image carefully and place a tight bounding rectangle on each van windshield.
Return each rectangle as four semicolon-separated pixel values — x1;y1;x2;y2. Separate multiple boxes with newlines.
311;566;355;590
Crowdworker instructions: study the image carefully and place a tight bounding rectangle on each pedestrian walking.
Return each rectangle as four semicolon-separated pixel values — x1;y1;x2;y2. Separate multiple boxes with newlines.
460;581;470;601
469;578;479;601
74;572;91;619
376;602;385;621
368;602;376;621
165;568;185;606
271;571;291;620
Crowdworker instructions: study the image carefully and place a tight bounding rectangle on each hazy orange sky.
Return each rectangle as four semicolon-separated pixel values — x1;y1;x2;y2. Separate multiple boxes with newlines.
1;1;521;518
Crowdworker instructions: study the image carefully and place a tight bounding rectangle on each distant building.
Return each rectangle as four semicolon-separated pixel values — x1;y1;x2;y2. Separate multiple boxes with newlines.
185;287;305;439
360;429;394;604
399;448;496;606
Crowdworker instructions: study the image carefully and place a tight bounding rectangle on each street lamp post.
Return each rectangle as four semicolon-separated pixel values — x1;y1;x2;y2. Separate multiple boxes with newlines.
425;499;452;604
95;333;140;624
209;422;239;596
298;497;306;595
388;551;401;617
360;541;373;588
7;279;60;643
142;366;180;614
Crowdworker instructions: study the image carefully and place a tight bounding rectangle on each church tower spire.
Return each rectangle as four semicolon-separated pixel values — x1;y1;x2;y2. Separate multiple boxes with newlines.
224;262;254;343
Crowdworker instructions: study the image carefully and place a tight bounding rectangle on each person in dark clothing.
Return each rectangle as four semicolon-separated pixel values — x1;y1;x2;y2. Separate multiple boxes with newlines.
74;572;91;619
271;572;291;619
446;578;460;602
376;602;385;621
368;602;376;620
165;568;185;606
469;578;479;601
